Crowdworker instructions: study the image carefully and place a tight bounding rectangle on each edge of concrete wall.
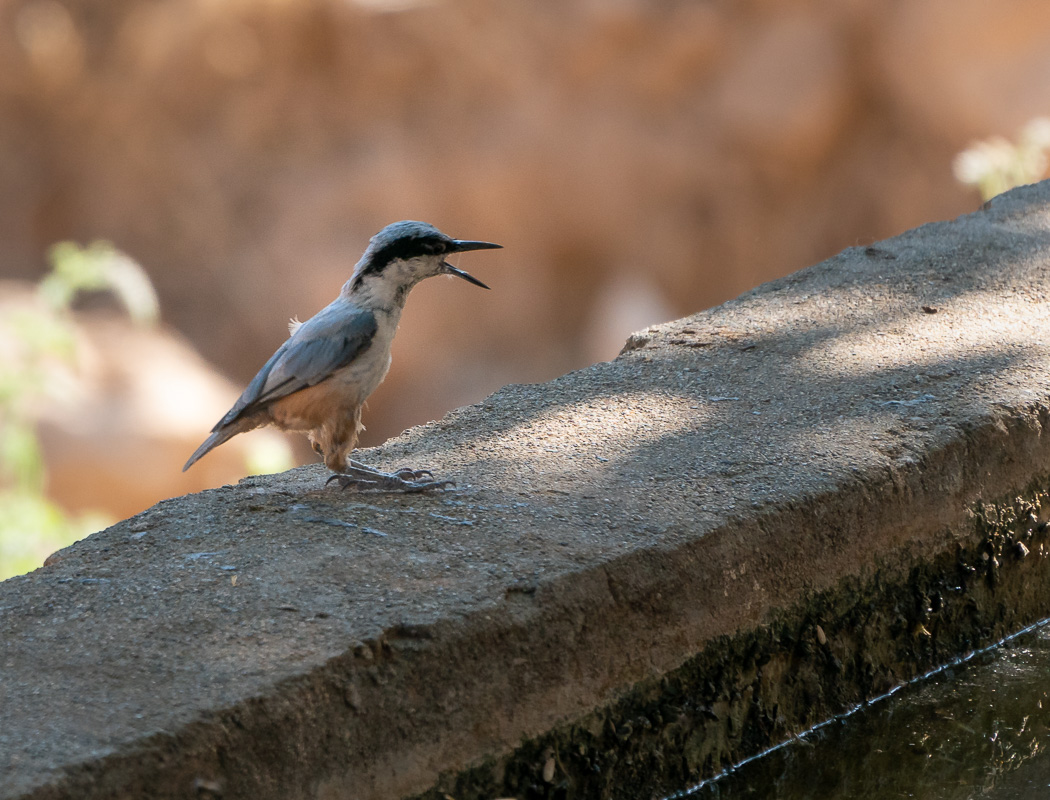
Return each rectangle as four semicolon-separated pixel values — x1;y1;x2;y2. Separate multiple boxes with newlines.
5;183;1050;799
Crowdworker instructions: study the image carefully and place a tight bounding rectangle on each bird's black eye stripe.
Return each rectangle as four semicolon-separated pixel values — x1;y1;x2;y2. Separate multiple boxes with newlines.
363;235;449;275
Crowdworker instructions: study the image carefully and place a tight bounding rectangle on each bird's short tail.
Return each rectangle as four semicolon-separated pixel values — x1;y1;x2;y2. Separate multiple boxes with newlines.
182;426;241;472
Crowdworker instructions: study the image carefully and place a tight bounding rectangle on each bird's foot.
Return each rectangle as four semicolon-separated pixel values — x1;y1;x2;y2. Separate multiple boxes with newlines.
392;467;434;481
349;459;436;481
327;461;453;493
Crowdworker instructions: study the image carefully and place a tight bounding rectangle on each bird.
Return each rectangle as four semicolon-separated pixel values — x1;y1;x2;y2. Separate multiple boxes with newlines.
183;220;501;491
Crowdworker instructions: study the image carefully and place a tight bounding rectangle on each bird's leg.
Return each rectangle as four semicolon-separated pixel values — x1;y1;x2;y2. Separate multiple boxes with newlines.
317;421;451;492
326;459;453;493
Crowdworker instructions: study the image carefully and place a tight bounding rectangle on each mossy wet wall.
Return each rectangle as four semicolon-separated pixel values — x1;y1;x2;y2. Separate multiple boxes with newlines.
417;484;1050;800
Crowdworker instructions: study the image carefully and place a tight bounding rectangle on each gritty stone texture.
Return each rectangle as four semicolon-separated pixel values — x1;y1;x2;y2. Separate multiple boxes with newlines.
5;182;1050;799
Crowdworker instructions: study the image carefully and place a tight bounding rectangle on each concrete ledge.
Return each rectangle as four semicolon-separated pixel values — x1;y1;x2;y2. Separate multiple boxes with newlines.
6;182;1050;799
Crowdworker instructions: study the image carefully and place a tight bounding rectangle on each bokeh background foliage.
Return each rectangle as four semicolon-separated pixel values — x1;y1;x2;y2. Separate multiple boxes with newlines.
0;243;154;578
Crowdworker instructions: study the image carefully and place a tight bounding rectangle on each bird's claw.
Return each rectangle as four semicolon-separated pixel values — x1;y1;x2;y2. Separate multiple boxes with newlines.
327;474;454;493
393;467;434;480
327;463;452;493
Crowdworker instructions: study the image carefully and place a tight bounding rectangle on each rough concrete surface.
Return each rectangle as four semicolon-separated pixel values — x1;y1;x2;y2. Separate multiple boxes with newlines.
6;182;1050;799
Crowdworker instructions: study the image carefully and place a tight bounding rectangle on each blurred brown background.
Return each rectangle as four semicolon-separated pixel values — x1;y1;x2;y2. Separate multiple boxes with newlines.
2;0;1050;523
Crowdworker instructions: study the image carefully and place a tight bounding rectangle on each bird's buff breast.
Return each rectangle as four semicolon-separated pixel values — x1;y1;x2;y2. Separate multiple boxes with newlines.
269;328;395;432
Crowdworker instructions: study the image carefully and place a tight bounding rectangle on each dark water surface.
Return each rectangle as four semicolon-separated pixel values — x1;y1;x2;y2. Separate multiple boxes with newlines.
668;621;1050;800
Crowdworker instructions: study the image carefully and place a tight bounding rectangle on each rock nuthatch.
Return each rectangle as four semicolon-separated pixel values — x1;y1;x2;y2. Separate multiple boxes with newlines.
183;220;500;491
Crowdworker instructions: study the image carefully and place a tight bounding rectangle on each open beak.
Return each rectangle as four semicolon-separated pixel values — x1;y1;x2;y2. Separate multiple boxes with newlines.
442;239;501;289
442;262;490;289
450;239;502;253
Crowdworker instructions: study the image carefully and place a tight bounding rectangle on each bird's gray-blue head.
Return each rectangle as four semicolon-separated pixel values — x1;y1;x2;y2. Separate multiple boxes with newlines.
349;221;500;297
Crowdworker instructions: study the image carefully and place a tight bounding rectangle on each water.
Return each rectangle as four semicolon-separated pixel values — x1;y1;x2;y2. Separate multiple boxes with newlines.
670;621;1050;800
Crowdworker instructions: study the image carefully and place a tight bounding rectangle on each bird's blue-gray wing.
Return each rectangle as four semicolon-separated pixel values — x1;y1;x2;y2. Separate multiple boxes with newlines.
215;302;378;429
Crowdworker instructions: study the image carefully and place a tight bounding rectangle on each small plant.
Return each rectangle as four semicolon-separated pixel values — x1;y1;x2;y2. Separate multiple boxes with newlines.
0;242;158;580
954;117;1050;201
